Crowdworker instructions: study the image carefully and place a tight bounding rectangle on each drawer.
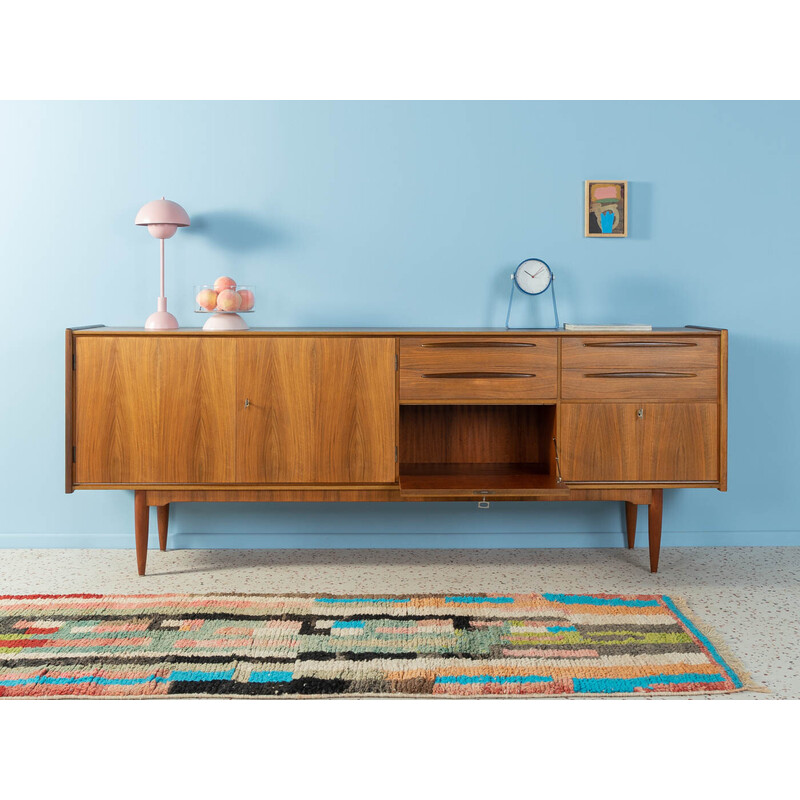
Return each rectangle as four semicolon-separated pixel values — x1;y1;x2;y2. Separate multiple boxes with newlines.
561;337;719;401
399;337;557;403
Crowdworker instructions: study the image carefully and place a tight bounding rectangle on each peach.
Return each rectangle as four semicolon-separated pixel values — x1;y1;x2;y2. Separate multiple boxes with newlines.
217;288;242;312
238;289;255;311
214;276;237;293
195;288;218;311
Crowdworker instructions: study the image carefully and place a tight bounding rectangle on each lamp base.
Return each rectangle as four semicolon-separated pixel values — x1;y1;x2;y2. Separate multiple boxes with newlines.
145;310;179;330
203;312;249;331
145;296;179;330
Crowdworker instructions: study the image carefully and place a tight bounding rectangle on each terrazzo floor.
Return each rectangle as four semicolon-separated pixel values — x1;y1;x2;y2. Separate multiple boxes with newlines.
1;546;798;699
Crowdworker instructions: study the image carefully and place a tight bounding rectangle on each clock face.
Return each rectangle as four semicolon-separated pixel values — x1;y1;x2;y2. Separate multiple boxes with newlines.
514;259;552;295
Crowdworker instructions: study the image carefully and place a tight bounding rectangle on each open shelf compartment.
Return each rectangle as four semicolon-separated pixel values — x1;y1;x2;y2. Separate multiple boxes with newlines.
398;404;568;498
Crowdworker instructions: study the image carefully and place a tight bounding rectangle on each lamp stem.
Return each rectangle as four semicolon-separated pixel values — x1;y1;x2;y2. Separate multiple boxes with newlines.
160;238;165;298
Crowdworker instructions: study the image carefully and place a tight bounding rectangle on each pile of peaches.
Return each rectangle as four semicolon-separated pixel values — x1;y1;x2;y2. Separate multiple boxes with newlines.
195;277;255;313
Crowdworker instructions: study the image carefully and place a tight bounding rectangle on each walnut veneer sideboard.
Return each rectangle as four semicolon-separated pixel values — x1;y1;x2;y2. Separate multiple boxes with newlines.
65;326;727;575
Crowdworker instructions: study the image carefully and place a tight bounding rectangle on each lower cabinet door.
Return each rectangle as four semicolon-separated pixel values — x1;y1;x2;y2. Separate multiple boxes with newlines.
74;336;237;484
560;402;719;482
236;337;397;483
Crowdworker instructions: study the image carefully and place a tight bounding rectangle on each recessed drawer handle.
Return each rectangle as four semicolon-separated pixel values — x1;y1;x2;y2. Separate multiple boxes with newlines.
420;341;536;348
584;372;697;379
421;372;536;379
583;341;697;348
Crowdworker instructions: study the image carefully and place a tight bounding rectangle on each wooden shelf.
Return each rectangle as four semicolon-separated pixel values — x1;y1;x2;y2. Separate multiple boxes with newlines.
399;463;569;498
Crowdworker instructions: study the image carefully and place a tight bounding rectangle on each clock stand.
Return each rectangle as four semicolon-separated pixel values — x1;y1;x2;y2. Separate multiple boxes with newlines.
505;258;560;329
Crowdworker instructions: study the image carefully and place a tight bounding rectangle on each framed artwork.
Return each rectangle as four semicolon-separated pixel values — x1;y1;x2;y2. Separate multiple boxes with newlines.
585;180;627;237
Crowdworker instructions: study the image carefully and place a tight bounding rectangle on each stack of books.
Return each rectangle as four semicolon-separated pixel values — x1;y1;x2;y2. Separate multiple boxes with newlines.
563;324;652;332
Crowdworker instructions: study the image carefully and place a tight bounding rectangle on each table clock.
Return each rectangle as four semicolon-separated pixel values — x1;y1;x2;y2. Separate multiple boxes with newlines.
505;257;561;329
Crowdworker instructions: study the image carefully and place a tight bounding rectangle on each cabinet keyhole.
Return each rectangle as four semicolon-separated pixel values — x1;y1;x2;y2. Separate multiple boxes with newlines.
637;408;644;419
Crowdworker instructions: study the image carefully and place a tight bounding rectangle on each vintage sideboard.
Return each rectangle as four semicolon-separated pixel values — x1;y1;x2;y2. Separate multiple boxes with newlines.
65;326;727;575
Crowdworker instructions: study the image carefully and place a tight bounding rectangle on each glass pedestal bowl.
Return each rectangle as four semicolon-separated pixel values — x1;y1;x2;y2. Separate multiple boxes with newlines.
194;285;255;331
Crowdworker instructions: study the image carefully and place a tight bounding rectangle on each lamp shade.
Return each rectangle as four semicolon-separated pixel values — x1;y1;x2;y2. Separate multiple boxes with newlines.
135;198;190;240
135;198;190;227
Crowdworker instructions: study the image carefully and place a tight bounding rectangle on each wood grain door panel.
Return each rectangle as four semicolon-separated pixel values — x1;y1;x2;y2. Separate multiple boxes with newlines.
74;337;236;483
236;337;396;483
642;403;718;481
560;403;718;482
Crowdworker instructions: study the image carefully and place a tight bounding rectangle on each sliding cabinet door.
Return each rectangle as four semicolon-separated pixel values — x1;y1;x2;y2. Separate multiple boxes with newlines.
236;337;396;484
74;336;236;484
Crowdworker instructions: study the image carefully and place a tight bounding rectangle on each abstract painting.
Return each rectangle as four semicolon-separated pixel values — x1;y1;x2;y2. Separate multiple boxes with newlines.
585;180;627;237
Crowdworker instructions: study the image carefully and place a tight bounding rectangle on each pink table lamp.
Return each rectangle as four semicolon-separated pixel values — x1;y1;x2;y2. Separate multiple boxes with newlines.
135;198;190;329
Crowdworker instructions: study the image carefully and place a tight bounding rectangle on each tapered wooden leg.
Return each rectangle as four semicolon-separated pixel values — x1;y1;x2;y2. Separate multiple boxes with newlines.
134;491;149;576
157;504;169;551
625;502;637;549
648;489;663;573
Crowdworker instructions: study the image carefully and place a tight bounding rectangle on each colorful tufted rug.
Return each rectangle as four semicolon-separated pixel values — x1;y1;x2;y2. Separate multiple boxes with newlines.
0;593;763;698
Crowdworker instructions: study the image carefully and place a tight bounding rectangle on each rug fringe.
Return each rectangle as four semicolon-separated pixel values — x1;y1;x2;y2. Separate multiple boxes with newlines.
669;595;769;694
5;686;765;700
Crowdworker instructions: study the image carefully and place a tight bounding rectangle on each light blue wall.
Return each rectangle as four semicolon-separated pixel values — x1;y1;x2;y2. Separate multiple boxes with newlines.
1;101;798;548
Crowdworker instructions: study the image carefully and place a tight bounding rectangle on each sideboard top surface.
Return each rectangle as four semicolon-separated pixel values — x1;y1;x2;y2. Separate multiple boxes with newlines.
69;326;724;337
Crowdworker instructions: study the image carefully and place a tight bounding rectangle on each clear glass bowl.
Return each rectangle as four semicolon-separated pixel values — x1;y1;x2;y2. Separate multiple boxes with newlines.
194;284;256;314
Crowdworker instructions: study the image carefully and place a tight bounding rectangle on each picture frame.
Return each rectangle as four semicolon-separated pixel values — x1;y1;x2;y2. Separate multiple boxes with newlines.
585;180;627;237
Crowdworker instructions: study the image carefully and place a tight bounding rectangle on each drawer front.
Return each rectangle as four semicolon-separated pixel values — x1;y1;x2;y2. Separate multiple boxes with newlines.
561;337;719;400
399;337;557;403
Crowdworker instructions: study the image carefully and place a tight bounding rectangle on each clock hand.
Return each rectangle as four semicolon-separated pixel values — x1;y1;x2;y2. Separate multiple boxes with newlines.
523;266;545;280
